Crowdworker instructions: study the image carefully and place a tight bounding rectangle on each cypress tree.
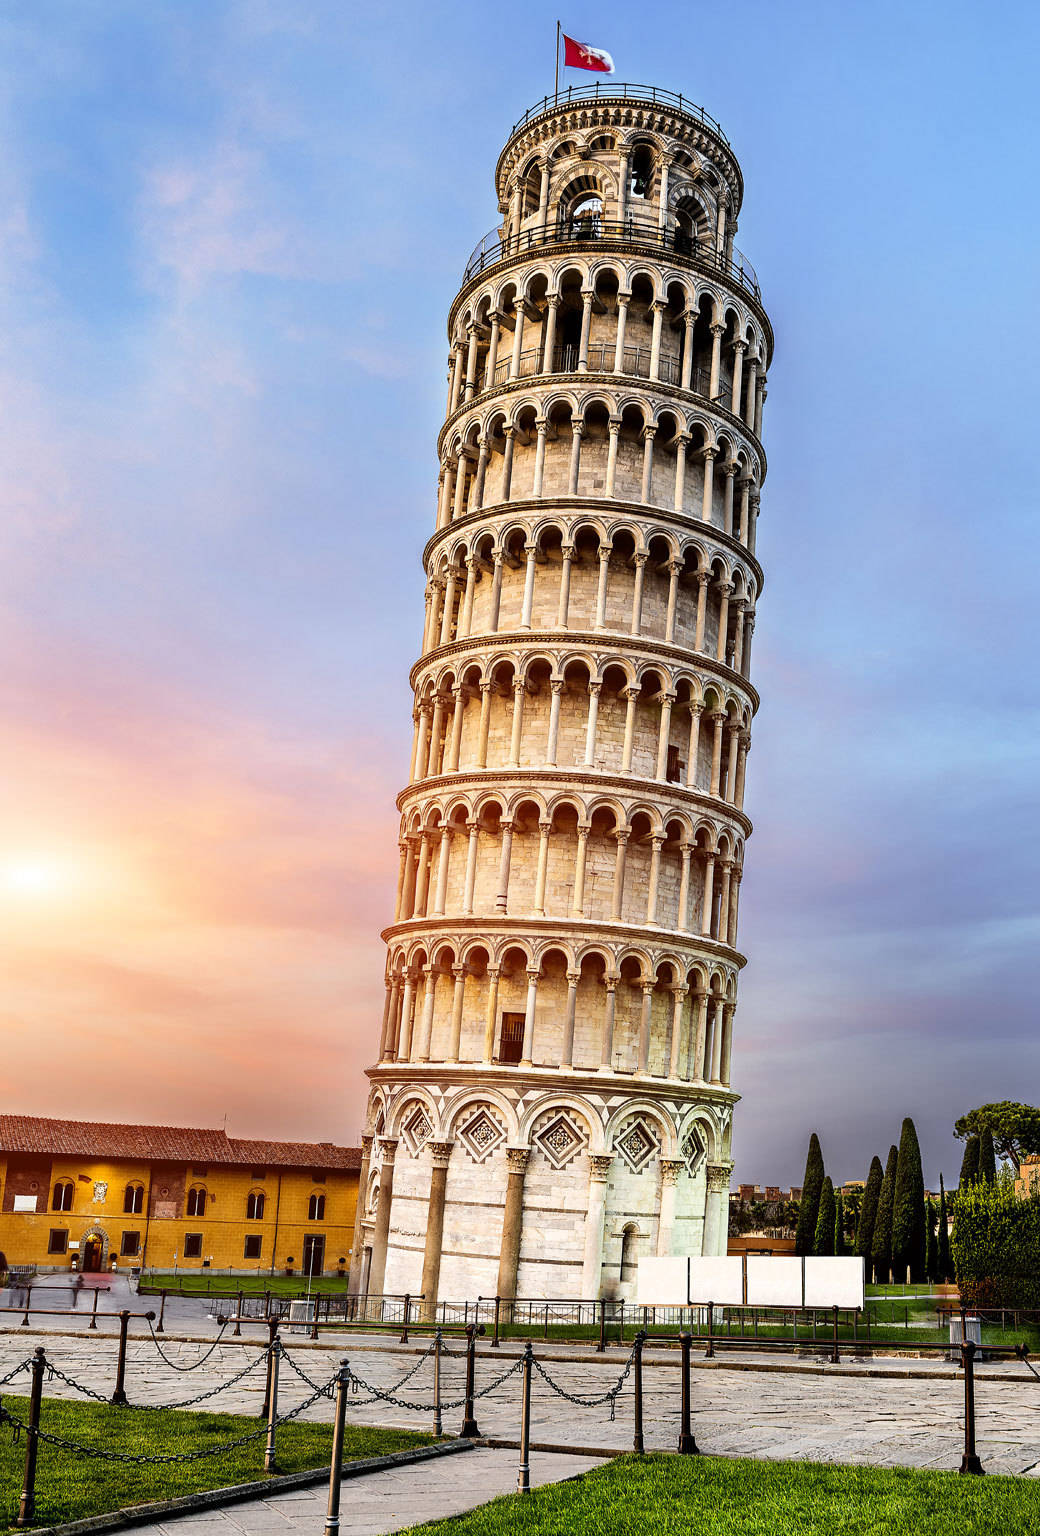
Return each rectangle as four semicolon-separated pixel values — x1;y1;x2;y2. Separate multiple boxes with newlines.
856;1155;884;1265
871;1144;899;1285
795;1133;825;1257
925;1199;938;1284
936;1174;952;1283
959;1136;980;1187
813;1177;836;1257
834;1191;846;1256
892;1117;927;1283
978;1127;997;1184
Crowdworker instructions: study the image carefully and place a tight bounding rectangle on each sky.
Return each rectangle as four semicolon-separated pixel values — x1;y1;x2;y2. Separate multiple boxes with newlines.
1;1;1038;1189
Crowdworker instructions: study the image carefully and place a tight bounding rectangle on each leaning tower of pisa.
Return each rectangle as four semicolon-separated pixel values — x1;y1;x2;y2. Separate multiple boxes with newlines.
349;84;772;1307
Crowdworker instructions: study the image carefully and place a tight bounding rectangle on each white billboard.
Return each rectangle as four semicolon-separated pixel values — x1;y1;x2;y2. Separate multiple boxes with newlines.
636;1256;688;1305
745;1255;803;1306
803;1257;864;1309
688;1256;744;1305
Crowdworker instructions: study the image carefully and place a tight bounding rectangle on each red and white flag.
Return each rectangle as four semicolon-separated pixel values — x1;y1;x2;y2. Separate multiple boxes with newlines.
563;33;614;73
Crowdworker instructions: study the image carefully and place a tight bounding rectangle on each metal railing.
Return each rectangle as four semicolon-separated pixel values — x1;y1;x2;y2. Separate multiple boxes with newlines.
462;219;760;301
509;84;731;147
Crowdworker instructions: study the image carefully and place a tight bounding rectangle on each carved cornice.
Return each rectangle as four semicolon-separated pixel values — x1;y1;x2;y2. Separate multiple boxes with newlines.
366;1059;740;1109
380;911;748;970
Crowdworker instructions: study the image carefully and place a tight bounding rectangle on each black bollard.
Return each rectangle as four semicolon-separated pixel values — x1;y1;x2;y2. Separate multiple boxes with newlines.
597;1296;607;1354
633;1330;646;1454
234;1291;243;1337
433;1329;443;1438
704;1300;715;1359
959;1341;984;1475
677;1331;699;1455
260;1320;280;1418
400;1293;411;1344
323;1359;351;1536
264;1342;280;1471
831;1304;841;1365
111;1309;131;1405
89;1288;100;1331
14;1347;46;1528
491;1294;501;1349
517;1342;533;1493
156;1289;167;1334
459;1322;485;1438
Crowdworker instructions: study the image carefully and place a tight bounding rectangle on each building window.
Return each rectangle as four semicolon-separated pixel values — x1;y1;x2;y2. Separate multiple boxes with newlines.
246;1191;266;1220
186;1186;207;1217
244;1234;262;1260
123;1183;144;1214
498;1012;525;1065
191;1166;209;1177
250;1169;266;1181
48;1228;68;1254
52;1180;74;1212
120;1231;141;1257
183;1233;203;1258
308;1193;326;1222
311;1170;327;1184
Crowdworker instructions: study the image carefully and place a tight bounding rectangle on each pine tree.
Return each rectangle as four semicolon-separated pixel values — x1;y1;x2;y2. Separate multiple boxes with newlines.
936;1174;952;1283
871;1144;898;1285
959;1136;980;1187
892;1117;927;1283
795;1133;825;1257
813;1177;836;1257
856;1155;884;1265
925;1199;937;1283
978;1127;997;1184
834;1191;846;1256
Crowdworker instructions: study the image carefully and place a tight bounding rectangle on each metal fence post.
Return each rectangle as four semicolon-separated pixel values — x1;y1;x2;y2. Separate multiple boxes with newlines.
705;1300;715;1359
831;1304;841;1365
597;1296;606;1353
14;1346;46;1527
491;1294;501;1349
260;1320;280;1418
323;1359;351;1536
234;1291;243;1337
433;1329;443;1438
264;1341;280;1471
677;1331;698;1455
460;1322;483;1437
20;1286;31;1328
400;1293;411;1344
111;1309;131;1405
89;1288;100;1331
517;1342;533;1493
633;1329;645;1454
156;1289;167;1334
959;1341;984;1475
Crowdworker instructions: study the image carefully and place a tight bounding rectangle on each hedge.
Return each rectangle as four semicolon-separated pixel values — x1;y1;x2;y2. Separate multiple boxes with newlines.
951;1173;1040;1308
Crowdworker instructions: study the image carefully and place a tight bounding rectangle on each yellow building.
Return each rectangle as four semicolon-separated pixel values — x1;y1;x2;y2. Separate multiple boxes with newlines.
0;1116;360;1276
1016;1155;1040;1199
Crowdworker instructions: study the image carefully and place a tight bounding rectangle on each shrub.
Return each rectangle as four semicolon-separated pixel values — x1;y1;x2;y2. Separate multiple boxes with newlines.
891;1117;926;1283
813;1177;836;1257
794;1133;825;1257
871;1144;898;1285
951;1172;1040;1308
855;1155;883;1264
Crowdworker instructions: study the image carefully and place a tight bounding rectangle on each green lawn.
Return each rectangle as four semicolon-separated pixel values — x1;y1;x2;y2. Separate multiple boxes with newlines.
0;1394;432;1531
139;1273;351;1298
402;1453;1040;1536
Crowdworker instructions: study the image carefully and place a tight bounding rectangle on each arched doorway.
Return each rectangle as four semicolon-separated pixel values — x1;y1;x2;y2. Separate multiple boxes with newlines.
81;1230;107;1272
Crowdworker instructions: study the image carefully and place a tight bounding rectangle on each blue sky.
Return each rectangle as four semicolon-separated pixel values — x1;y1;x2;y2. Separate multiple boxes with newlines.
0;1;1037;1188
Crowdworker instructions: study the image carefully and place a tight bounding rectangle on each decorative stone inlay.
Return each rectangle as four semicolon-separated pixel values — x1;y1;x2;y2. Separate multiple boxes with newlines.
457;1105;506;1164
402;1104;434;1156
681;1123;707;1177
532;1110;588;1170
614;1118;660;1174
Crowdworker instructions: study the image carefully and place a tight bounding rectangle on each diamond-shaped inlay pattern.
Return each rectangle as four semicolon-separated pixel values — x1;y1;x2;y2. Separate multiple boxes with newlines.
615;1118;659;1174
533;1111;587;1170
681;1123;707;1177
402;1105;433;1156
458;1106;506;1164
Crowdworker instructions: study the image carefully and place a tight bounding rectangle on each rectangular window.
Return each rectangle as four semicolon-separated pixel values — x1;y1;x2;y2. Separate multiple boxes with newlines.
244;1234;262;1260
498;1012;525;1065
47;1229;68;1255
183;1233;203;1258
120;1231;141;1257
310;1170;326;1184
191;1166;209;1177
250;1169;266;1180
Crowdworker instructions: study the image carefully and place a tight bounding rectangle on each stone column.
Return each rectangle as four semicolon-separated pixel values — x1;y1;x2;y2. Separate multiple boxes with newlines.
500;429;515;502
664;559;681;642
533;819;551;914
657;1159;684;1255
630;552;648;634
572;823;590;916
667;986;688;1079
446;687;466;773
531;421;548;499
648;300;666;380
447;964;467;1061
482;966;501;1062
640;425;656;504
435;465;452;531
462;819;480;914
728;868;742;947
600;977;618;1068
347;1134;374;1295
725;724;741;801
542;294;559;371
496;820;514;912
413;830;432;916
611;829;630;920
673;433;690;512
460;559;478;638
544;678;564;765
730;339;746;416
680;309;696;389
721;1002;736;1086
700;853;716;938
496;1147;530;1303
416;964;438;1062
581;1155;614;1298
709;711;726;796
568;420;584;494
685;702;703;789
394;839;411;922
419;1142;454;1318
718;858;733;940
577;288;594;371
655;692;675;779
432;826;453;916
484;313;501;387
756;376;766;437
537;160;551;220
520;544;538;628
694;571;709;651
452;446;469;520
509;302;526;378
472;438;489;509
380;975;401;1059
657;157;671;229
605;416;621;496
645;834;664;924
366;1139;398;1298
738;479;751;545
562;971;580;1067
449;341;465;413
716;582;733;663
722;463;738;537
710;996;726;1084
708;322;725;397
520;967;539;1065
476;684;493;768
557;543;574;627
690;988;708;1080
427;692;447;776
735;733;750;809
594;545;611;628
744;357;759;427
637;982;655;1072
508;678;526;767
702;1164;731;1257
700;445;717;522
677;843;692;930
732;600;747;674
613;295;630;372
620;686;639;772
463;325;480;401
583;683;601;766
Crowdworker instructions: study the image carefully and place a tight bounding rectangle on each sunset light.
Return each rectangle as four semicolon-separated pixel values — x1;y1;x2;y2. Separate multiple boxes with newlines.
0;857;74;900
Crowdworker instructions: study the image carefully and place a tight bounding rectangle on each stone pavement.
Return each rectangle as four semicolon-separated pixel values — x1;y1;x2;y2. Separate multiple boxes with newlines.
126;1447;601;1536
2;1328;1039;1476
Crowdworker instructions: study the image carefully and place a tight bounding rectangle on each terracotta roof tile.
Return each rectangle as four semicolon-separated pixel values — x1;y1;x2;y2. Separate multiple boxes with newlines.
0;1116;359;1170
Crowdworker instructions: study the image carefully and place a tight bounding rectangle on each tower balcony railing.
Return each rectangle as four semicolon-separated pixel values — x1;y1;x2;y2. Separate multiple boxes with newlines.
462;217;760;302
485;345;728;403
509;83;731;147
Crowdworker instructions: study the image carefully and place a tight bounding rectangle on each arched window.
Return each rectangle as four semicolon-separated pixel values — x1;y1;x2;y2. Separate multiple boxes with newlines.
186;1186;207;1218
52;1180;74;1212
123;1183;144;1215
246;1190;266;1221
307;1193;326;1222
569;194;602;239
629;145;655;200
620;1224;640;1284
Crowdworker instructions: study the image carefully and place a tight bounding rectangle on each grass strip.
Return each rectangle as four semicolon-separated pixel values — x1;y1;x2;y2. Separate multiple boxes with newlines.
402;1452;1040;1535
0;1393;431;1531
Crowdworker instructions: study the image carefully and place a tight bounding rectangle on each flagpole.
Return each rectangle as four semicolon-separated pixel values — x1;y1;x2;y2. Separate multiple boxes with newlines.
554;20;560;102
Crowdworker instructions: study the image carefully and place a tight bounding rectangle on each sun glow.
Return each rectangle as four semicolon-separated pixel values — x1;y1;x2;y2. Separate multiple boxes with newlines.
1;858;75;900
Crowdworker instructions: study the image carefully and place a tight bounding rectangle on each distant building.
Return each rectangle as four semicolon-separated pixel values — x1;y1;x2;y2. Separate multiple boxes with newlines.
0;1116;360;1276
1016;1155;1040;1198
